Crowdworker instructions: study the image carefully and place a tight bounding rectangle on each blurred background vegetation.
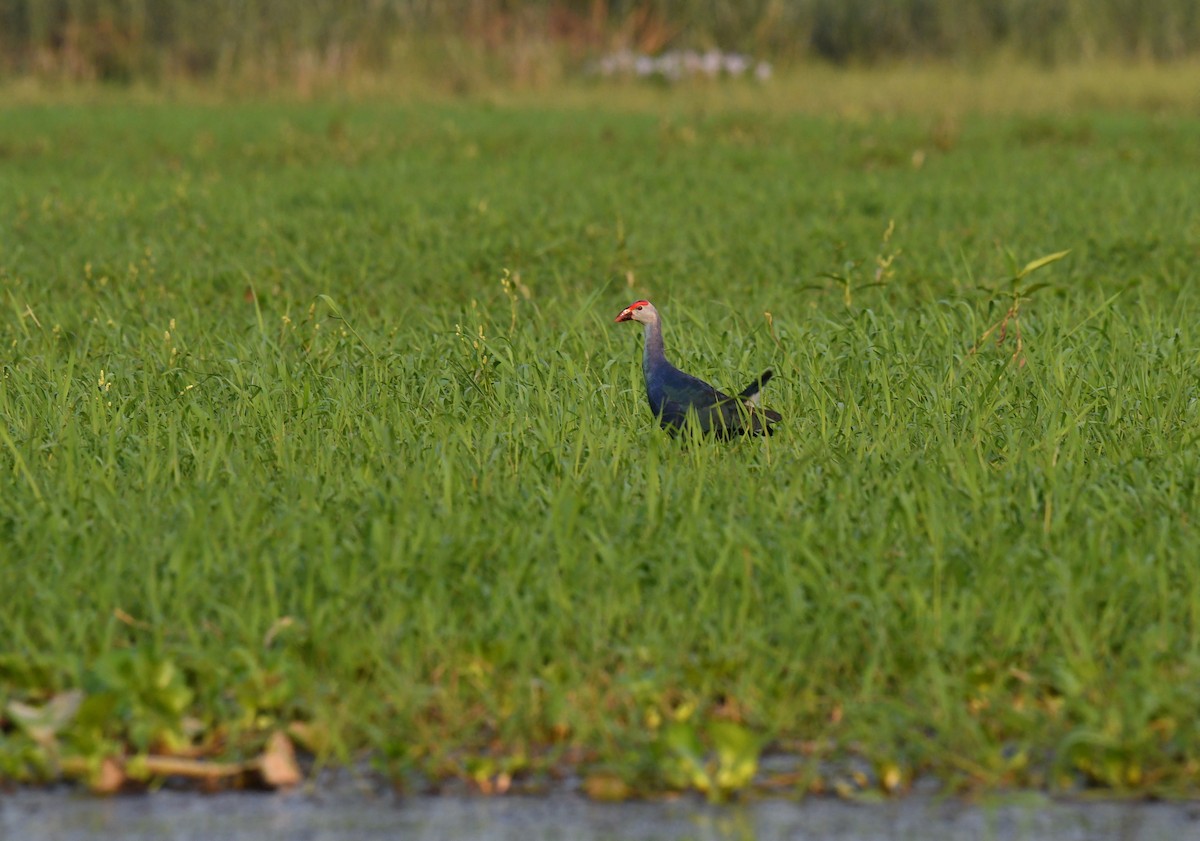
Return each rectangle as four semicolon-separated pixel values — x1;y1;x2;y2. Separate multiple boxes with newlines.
1;0;1198;90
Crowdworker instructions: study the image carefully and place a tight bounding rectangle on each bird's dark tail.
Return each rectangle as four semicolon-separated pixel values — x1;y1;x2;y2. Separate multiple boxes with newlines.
735;369;781;434
738;369;774;404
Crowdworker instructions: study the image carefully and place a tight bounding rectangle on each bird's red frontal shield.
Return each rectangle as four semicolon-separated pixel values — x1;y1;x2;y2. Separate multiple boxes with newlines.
615;300;650;322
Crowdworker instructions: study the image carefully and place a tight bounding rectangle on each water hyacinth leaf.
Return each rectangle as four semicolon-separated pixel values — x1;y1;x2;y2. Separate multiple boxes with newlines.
69;692;121;748
660;721;710;791
80;649;195;752
709;721;763;792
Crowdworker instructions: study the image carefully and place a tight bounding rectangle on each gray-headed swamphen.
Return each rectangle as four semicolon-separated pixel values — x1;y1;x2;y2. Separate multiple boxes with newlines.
615;300;781;438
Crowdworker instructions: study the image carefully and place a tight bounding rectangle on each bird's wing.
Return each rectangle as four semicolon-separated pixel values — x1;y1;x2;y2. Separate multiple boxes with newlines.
650;365;780;436
649;366;724;427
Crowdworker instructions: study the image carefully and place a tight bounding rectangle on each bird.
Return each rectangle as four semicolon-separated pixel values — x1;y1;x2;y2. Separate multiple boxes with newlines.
615;300;782;438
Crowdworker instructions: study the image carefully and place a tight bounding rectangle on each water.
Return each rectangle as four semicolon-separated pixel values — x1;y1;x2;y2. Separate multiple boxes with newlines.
3;790;1198;841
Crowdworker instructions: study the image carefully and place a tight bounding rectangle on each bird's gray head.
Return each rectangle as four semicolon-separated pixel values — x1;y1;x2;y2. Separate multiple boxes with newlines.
614;300;658;325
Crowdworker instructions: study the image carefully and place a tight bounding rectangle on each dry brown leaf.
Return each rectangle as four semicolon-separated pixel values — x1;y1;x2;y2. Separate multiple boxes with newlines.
263;616;295;648
91;757;126;794
582;772;631;802
257;731;301;788
6;690;83;746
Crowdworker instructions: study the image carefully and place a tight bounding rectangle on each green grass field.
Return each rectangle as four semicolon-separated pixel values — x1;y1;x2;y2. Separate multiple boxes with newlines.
2;80;1200;797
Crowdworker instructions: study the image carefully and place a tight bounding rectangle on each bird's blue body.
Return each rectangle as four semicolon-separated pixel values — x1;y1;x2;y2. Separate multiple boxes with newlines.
624;302;780;438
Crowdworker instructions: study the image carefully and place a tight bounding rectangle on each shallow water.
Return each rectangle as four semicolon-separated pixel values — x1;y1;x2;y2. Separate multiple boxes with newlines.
4;790;1199;841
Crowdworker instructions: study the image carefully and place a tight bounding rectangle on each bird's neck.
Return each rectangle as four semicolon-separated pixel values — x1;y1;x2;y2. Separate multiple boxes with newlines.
642;317;666;369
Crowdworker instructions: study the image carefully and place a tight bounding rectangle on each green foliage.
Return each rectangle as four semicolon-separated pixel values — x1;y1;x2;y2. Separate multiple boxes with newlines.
83;648;194;753
1;98;1199;795
658;720;764;800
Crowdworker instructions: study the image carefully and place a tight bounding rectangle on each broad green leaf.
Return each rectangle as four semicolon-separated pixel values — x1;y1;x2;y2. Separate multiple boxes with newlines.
709;721;763;792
